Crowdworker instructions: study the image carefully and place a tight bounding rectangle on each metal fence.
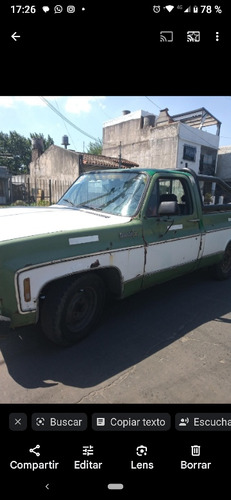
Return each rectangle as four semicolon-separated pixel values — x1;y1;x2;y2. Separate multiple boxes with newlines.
10;177;71;205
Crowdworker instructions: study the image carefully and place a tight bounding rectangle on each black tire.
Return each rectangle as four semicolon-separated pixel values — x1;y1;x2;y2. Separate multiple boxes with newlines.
40;274;105;346
214;242;231;280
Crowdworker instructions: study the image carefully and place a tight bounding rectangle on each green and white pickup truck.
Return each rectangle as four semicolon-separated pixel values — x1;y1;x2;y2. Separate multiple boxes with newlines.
1;167;231;346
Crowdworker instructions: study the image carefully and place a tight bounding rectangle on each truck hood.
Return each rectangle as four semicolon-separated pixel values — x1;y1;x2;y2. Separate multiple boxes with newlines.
0;206;131;243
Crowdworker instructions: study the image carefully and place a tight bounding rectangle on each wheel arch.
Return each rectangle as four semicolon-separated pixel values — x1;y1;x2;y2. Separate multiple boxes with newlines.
39;266;123;302
38;267;123;345
213;239;231;280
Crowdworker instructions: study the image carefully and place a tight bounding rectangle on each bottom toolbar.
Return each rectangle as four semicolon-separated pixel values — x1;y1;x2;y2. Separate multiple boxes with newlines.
9;412;231;431
4;408;231;496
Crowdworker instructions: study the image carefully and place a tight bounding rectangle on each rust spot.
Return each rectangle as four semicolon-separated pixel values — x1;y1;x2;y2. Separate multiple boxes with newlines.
90;259;100;269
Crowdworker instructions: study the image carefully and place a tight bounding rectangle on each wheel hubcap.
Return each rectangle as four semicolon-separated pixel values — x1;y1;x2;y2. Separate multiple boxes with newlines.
66;288;96;333
222;246;231;273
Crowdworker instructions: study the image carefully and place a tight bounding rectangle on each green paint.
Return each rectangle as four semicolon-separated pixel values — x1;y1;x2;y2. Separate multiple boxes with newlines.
1;168;231;332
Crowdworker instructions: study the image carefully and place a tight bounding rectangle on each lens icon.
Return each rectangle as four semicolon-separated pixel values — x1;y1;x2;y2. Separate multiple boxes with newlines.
67;5;75;13
54;5;63;13
153;5;161;13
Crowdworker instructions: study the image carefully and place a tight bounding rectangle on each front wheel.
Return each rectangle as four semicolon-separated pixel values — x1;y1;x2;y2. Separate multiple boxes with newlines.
40;274;105;346
214;242;231;280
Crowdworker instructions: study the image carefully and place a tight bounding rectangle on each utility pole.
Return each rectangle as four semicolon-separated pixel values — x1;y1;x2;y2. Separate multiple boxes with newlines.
118;141;122;168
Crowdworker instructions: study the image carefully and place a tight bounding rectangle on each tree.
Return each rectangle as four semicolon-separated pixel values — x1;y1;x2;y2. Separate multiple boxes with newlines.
30;132;54;151
0;131;30;174
0;131;54;174
86;138;103;156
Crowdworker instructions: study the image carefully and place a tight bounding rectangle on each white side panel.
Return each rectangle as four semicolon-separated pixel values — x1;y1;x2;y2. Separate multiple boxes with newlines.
203;228;231;257
145;236;200;274
16;246;145;312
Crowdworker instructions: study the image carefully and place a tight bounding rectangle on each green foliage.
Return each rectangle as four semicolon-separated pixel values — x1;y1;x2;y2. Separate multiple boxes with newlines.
11;200;28;206
0;131;54;174
86;138;103;156
204;192;213;204
30;132;54;150
34;199;50;206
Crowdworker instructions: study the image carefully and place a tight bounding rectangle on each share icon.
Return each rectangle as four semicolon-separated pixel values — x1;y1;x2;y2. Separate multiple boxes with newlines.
29;444;41;457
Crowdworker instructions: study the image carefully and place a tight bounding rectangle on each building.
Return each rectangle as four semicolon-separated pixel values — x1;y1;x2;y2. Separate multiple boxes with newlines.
216;146;231;183
102;108;221;176
26;142;138;204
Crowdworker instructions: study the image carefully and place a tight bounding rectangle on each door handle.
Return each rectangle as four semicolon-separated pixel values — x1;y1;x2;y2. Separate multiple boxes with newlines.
188;218;200;223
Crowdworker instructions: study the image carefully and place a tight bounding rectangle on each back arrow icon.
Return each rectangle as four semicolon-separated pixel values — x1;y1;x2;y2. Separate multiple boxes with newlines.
11;32;21;41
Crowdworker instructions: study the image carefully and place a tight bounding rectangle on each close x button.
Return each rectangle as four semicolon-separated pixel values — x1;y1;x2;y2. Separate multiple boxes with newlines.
9;413;27;431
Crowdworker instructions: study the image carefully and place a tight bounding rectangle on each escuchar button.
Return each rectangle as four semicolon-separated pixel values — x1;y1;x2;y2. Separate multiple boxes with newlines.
176;413;231;431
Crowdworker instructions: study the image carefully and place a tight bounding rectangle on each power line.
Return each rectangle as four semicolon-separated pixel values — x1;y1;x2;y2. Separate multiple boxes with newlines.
40;96;98;142
144;96;162;110
54;99;77;150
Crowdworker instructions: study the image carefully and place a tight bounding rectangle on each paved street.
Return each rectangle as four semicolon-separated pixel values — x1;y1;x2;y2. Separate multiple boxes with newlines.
1;268;231;404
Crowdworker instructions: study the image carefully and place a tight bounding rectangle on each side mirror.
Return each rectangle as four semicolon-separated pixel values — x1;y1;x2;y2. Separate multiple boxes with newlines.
158;200;179;216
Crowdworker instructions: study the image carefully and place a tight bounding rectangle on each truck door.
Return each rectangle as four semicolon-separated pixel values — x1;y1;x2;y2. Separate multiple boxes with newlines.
142;174;202;287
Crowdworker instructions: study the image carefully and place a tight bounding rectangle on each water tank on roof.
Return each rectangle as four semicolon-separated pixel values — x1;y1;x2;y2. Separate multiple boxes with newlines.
61;135;70;149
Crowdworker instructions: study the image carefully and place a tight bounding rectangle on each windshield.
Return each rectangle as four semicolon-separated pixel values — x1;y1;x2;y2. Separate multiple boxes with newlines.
58;171;148;216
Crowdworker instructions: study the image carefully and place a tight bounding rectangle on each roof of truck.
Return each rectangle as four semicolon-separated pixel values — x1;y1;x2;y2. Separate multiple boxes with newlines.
84;168;194;177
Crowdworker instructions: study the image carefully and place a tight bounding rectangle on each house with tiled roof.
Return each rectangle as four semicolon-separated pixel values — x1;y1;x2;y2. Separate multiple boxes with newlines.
13;143;138;204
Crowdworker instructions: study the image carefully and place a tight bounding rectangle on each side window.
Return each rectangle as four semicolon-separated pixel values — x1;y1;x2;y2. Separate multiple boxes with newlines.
183;145;196;162
199;179;231;206
146;177;193;217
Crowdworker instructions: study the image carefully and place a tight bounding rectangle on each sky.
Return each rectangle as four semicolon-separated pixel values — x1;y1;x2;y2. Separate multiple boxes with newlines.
0;96;231;154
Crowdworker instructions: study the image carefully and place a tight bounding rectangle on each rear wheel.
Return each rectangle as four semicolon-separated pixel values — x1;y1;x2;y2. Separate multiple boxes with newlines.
40;274;105;346
214;242;231;280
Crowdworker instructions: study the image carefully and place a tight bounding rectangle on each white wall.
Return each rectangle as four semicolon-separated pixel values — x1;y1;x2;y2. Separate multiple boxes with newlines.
217;146;231;181
177;123;220;173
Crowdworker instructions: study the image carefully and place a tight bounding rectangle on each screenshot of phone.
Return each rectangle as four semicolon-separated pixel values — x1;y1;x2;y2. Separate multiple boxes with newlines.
1;1;230;496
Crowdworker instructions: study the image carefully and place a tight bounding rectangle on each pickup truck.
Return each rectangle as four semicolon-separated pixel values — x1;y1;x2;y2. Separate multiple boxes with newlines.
1;167;231;346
